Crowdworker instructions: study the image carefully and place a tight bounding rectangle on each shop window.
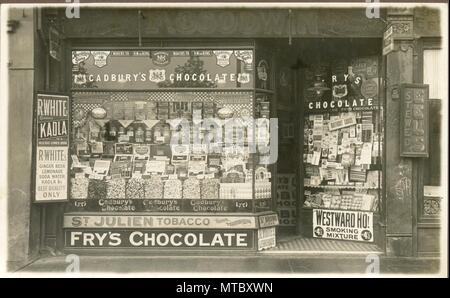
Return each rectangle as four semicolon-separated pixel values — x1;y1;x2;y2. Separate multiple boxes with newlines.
64;48;280;250
67;49;273;214
423;49;443;187
422;48;444;217
301;54;383;243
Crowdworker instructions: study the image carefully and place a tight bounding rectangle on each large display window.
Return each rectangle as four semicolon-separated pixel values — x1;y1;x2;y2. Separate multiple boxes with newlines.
63;47;278;251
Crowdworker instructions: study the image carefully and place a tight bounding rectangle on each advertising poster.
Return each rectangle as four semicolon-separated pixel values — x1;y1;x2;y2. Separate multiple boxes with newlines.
313;209;374;242
34;93;70;202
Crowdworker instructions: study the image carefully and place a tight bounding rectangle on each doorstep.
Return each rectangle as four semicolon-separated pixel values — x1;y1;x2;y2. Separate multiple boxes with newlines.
259;236;384;256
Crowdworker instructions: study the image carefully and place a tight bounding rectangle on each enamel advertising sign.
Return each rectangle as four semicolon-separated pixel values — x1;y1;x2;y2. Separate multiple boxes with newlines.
34;93;70;202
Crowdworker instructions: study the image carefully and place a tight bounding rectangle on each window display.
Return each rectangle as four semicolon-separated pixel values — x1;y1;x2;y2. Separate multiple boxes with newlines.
67;49;274;214
302;57;382;213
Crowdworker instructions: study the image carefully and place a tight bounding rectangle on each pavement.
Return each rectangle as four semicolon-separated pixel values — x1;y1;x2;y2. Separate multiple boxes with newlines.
13;254;443;276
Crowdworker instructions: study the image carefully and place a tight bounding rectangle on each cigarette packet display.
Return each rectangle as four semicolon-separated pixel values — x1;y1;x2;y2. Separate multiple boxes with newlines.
106;178;126;199
200;178;219;199
182;177;201;199
87;179;107;199
144;176;164;199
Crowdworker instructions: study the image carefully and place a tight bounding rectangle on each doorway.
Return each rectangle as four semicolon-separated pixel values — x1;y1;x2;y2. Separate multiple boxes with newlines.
270;38;384;252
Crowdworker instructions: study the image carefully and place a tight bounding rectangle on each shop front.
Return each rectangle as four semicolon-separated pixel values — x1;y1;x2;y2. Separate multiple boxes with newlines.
59;44;279;252
41;39;384;253
6;6;443;266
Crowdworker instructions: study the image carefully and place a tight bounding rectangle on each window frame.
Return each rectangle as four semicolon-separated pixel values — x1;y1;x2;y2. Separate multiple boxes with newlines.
417;37;443;222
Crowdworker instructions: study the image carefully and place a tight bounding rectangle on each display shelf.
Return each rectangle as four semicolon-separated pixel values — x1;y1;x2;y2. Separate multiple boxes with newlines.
71;87;257;93
301;206;377;212
69;47;276;216
304;184;379;190
65;198;273;213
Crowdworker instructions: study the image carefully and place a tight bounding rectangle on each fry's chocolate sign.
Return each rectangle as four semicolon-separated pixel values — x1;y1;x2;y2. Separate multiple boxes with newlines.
65;229;254;249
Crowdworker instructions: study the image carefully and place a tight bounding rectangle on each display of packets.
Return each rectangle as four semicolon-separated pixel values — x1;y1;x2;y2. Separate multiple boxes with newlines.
201;178;219;199
126;178;145;199
303;192;376;211
88;179;107;199
71;177;89;199
164;178;182;199
144;176;164;199
219;183;252;199
182;177;201;199
106;178;126;199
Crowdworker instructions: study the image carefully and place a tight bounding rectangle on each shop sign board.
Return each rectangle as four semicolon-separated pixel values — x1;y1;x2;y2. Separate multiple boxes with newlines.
312;209;374;242
34;93;70;202
400;84;429;157
306;97;378;114
382;25;394;56
64;215;257;229
65;229;255;249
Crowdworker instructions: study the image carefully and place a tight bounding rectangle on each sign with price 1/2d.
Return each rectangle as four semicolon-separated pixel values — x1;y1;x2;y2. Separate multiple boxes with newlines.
34;93;70;202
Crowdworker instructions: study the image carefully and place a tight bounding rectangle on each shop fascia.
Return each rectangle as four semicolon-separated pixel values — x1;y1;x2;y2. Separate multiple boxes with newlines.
128;231;248;247
37;96;69;138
